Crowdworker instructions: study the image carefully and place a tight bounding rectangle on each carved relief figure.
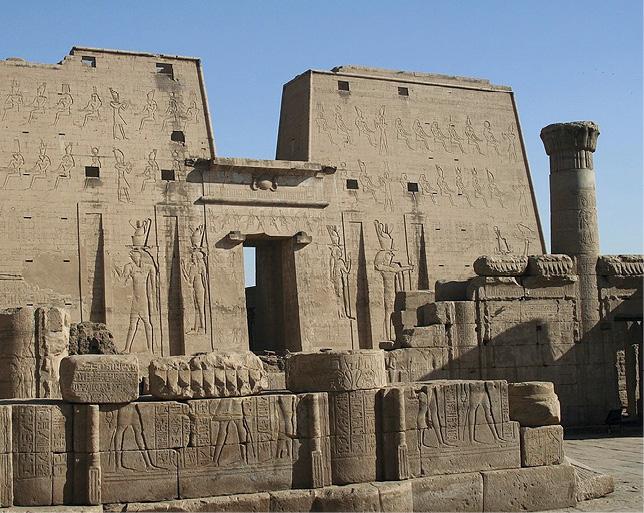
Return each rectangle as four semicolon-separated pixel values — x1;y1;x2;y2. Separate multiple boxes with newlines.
516;222;537;256
419;173;438;205
374;106;388;155
471;167;488;207
183;226;208;335
447;118;465;153
171;149;184;180
162;92;182;131
493;226;512;254
2;79;24;120
413;119;432;152
106;404;160;470
482;120;502;156
486;169;505;208
379;164;394;212
463;382;504;443
374;220;413;341
327;225;352;319
183;93;200;125
109;88;128;140
435;165;455;206
140;149;159;192
354;106;376;146
52;84;73;126
315;103;336;146
29;140;52;189
429;121;451;152
90;146;101;167
54;142;75;190
455;167;473;207
334;105;352;144
416;386;454;448
579;209;596;244
395;118;415;150
77;87;102;127
358;160;378;202
212;399;252;465
114;148;133;202
464;116;484;155
502;123;519;161
512;183;529;217
26;82;48;124
138;90;157;131
2;139;25;189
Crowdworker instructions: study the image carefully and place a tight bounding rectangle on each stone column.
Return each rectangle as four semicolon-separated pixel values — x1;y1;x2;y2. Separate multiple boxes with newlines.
540;121;601;335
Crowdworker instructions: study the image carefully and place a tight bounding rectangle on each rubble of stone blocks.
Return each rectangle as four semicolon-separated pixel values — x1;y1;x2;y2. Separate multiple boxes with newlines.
387;252;643;427
0;349;617;511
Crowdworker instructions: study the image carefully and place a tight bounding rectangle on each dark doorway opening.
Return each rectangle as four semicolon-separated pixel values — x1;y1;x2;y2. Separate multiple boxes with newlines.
244;236;301;354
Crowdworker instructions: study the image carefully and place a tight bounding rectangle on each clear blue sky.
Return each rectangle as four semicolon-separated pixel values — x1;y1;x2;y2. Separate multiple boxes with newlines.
1;0;641;261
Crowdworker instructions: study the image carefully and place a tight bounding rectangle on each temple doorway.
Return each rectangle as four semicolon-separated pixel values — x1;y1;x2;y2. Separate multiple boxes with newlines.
243;236;302;354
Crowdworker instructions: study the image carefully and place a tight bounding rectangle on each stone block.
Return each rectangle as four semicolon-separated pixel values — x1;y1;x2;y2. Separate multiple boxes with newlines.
269;488;316;512
508;382;561;427
0;453;12;507
313;483;380;512
596;254;644;276
482;464;576;511
567;457;615;501
149;351;267;399
394;289;434;311
372;481;413;512
391;309;419;337
523;278;578;299
385;348;449;382
454;301;477;325
420;301;454;325
473;254;528;276
527;254;575;278
266;371;286;390
520;425;563;467
466;276;525;301
397;325;446;348
412;472;483;512
59;354;139;403
105;492;271;512
286;350;386;392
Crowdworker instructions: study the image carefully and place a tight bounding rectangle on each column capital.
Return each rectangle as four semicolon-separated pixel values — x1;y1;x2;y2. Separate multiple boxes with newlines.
540;121;600;172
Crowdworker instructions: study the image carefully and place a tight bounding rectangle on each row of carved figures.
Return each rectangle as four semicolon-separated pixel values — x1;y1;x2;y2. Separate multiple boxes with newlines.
1;140;186;197
316;102;520;161
344;160;530;215
2;79;200;137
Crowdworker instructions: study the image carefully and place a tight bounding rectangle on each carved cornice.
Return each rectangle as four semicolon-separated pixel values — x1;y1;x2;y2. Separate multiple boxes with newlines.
473;254;528;277
540;121;599;172
597;255;644;276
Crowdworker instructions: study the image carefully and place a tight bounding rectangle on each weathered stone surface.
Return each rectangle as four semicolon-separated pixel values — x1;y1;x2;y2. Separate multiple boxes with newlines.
68;322;118;355
526;254;575;279
60;354;139;403
473;255;528;277
269;489;316;512
385;348;449;382
313;483;380;512
411;472;483;512
482;464;576;511
397;325;446;348
466;276;525;301
372;481;413;512
149;351;267;399
567;457;615;501
520;425;563;467
508;382;561;427
286;350;386;393
597;254;644;276
0;405;12;508
420;301;454;325
394;290;435;311
106;492;271;512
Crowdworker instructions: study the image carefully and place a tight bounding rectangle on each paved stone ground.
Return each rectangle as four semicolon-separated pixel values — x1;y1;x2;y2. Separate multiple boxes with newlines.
553;429;643;512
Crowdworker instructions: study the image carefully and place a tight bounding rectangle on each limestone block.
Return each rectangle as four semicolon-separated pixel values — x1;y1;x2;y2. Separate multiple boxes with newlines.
596;254;644;276
520;425;563;467
37;307;70;399
482;464;576;511
385;348;449;382
266;371;286;390
523;277;578;299
391;309;419;337
0;405;12;507
473;255;528;276
105;492;271;512
68;322;118;355
508;382;561;427
0;307;37;399
420;301;454;325
286;350;386;393
149;351;267;399
313;483;380;512
269;489;316;512
372;481;413;512
394;290;434;311
411;472;483;512
567;457;615;501
60;354;139;403
466;276;525;301
397;325;446;348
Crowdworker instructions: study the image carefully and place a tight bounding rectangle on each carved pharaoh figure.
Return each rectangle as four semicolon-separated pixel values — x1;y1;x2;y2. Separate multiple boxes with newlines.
482;120;502;156
114;148;132;202
26;82;48;124
29;140;52;189
138;90;158;131
2;79;23;120
464;116;484;155
109;88;128;140
54;142;75;190
354;106;376;146
2;139;25;189
374;105;388;155
140;149;159;192
52;83;73;126
182;250;208;334
78;87;102;127
327;225;352;319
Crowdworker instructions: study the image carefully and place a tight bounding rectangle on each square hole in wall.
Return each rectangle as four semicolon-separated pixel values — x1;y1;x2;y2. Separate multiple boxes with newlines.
171;130;185;143
156;62;174;79
85;166;100;178
407;182;419;192
337;80;350;92
161;169;176;181
346;179;359;190
398;86;409;96
81;56;96;68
